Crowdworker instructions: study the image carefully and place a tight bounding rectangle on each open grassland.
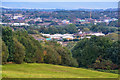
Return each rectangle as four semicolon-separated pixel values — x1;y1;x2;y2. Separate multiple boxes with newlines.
2;63;118;78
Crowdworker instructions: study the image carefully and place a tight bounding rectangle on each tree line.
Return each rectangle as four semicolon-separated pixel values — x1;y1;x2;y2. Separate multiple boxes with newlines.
2;26;119;71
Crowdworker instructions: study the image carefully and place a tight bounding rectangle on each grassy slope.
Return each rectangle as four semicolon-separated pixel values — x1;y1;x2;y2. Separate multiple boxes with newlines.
2;63;118;78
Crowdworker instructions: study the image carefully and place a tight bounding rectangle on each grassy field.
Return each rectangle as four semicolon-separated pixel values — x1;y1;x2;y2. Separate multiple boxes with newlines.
2;63;118;78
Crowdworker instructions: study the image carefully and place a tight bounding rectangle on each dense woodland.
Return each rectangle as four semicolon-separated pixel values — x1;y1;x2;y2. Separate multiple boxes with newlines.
2;27;78;67
1;26;119;73
72;36;119;70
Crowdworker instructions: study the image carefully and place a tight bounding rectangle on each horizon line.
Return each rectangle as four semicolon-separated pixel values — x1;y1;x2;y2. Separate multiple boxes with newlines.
2;6;117;10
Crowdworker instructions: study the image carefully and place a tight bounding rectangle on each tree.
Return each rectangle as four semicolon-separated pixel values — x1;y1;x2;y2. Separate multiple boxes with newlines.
72;36;113;67
106;33;118;41
83;28;90;32
104;41;120;65
15;31;44;63
13;38;25;64
32;39;44;63
65;24;78;34
43;41;78;67
44;46;61;65
55;45;78;67
2;41;9;64
90;25;98;32
28;20;34;24
2;27;15;62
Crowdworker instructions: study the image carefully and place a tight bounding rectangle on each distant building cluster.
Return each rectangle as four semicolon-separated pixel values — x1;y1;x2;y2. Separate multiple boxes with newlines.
40;31;105;41
1;11;118;26
30;31;105;47
42;34;74;40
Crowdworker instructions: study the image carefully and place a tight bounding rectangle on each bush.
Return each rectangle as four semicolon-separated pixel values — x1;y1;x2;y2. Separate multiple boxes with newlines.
90;56;118;70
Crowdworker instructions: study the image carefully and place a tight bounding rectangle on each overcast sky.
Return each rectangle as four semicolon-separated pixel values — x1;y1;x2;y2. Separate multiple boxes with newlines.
3;0;119;2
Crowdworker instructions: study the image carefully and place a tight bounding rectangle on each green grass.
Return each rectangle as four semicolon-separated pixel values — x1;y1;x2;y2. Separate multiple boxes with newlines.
2;63;118;78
